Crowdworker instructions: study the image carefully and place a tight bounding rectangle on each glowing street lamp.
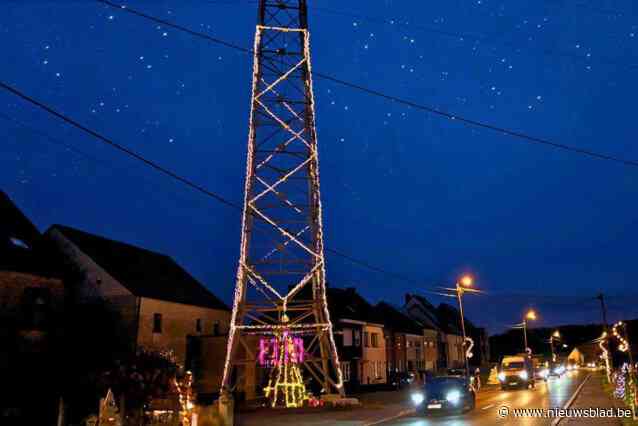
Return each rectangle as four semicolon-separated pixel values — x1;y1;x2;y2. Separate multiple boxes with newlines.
455;274;474;377
523;309;537;354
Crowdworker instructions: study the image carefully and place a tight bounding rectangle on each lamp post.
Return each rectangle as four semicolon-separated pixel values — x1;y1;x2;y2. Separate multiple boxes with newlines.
523;310;537;354
455;275;473;377
550;330;560;363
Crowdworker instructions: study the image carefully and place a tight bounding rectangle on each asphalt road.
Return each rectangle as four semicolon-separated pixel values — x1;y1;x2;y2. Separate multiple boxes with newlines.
386;370;590;426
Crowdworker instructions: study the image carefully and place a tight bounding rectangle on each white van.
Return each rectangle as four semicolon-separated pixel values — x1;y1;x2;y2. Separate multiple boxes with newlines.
498;355;535;390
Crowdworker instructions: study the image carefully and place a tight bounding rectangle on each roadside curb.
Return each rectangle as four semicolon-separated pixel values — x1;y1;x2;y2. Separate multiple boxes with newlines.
363;408;416;426
551;373;591;426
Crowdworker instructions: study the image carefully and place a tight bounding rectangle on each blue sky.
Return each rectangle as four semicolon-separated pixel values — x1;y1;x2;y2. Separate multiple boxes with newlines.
1;0;638;332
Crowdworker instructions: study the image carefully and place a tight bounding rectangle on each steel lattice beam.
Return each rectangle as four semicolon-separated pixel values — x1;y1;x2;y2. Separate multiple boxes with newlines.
221;0;344;399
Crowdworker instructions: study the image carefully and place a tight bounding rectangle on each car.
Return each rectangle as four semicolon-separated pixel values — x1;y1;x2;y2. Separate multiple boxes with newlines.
411;376;476;415
534;365;550;382
446;368;466;377
388;371;415;389
549;363;566;377
498;355;535;390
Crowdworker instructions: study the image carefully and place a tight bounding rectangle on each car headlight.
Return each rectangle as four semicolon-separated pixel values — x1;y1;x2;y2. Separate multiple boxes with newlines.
518;371;528;380
446;390;461;404
411;392;425;406
540;369;549;378
498;372;506;381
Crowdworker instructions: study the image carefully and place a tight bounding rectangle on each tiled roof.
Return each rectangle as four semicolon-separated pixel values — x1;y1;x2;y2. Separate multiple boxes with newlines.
49;225;229;311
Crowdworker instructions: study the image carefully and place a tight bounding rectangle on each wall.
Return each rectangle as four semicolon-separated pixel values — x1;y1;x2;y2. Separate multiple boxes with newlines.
362;324;386;385
405;333;424;372
423;329;438;371
138;297;231;365
445;333;465;368
47;228;139;350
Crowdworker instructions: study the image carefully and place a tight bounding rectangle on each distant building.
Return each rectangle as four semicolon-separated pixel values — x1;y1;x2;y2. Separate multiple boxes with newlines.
46;224;231;367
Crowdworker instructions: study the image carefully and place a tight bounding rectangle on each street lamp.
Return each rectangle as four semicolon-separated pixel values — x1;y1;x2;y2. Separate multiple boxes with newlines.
523;309;537;354
455;274;473;377
550;330;560;362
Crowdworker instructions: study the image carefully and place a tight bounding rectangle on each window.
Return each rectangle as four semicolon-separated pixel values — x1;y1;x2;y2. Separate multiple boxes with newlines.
340;362;351;382
196;318;202;333
153;313;162;334
371;333;378;348
364;332;370;347
374;361;379;378
354;330;361;347
213;320;220;336
10;237;30;250
343;328;353;347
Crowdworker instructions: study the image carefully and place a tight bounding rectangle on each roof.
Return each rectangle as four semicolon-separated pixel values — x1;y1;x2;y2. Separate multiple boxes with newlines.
436;303;464;335
373;302;423;335
327;287;380;324
0;191;60;277
49;224;229;311
404;293;441;331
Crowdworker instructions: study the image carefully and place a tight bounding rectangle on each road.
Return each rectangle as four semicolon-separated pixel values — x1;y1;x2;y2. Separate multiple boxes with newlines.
385;370;590;426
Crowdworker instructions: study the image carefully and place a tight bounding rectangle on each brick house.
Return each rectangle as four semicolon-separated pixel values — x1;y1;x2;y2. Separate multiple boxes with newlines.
436;303;489;368
328;287;387;391
404;293;447;371
45;224;231;366
0;191;65;424
373;302;424;379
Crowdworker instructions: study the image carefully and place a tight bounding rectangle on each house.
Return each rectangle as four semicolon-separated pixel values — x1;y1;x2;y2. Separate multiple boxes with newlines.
436;303;489;367
404;294;446;371
328;287;387;391
45;224;231;367
0;191;65;424
435;303;467;369
373;302;425;379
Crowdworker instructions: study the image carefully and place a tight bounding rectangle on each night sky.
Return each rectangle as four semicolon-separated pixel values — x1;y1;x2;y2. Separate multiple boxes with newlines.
2;1;638;333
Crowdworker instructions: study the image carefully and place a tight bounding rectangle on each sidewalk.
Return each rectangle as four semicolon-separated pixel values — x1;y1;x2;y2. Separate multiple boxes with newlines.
235;389;414;426
560;373;624;425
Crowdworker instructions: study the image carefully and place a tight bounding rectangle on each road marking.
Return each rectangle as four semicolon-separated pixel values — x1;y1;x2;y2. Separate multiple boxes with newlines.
482;403;495;410
550;373;591;426
364;408;416;426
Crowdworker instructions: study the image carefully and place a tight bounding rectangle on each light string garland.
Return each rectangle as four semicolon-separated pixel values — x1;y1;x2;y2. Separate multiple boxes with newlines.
221;17;344;400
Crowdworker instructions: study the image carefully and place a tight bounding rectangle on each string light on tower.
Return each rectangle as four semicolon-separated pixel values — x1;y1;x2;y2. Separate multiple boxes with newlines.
221;0;345;404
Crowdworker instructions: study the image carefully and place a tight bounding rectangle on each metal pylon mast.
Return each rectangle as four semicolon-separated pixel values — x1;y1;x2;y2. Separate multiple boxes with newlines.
221;0;344;398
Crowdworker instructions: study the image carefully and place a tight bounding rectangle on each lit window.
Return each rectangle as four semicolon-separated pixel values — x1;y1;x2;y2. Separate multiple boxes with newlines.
10;237;30;250
343;328;353;346
371;333;378;348
340;362;351;382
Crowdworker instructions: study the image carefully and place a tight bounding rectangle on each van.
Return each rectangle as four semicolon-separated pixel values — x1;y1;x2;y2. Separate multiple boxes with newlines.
498;355;535;390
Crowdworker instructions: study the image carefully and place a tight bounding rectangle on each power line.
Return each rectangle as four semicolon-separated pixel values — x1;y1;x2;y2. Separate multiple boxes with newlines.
204;0;638;71
0;80;239;210
97;0;638;168
0;80;439;291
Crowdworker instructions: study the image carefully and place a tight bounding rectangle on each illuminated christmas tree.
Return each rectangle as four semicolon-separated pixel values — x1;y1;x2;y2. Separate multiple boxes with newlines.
263;328;309;408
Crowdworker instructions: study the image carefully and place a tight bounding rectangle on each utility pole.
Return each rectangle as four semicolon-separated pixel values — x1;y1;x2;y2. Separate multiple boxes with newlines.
597;293;613;368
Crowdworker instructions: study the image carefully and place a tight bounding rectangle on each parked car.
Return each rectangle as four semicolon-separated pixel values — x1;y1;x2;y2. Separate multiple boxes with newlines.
411;376;476;415
498;355;535;390
389;371;415;389
446;368;466;377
